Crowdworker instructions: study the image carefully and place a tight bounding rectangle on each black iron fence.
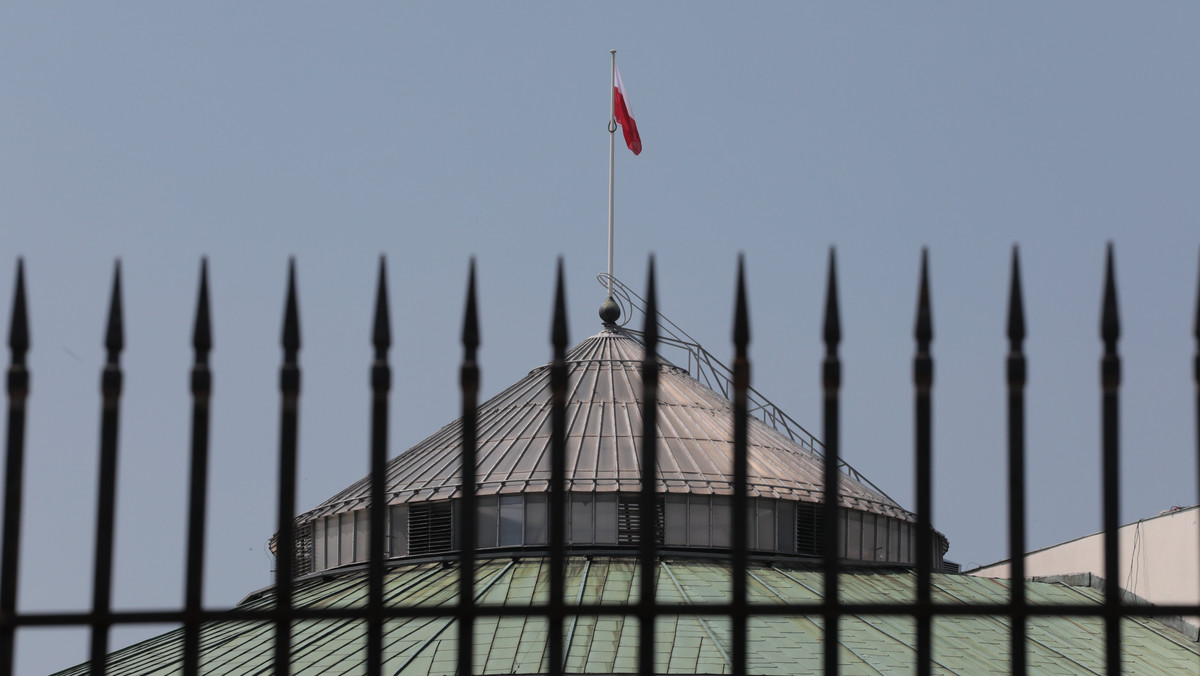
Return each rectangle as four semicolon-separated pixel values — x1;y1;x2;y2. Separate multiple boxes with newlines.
1;246;1198;675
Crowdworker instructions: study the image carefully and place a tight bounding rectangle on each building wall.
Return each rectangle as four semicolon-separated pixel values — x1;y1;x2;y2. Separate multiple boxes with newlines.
307;495;939;573
969;505;1198;633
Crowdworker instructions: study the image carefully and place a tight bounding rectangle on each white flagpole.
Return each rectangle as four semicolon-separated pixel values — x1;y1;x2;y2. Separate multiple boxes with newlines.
607;50;617;299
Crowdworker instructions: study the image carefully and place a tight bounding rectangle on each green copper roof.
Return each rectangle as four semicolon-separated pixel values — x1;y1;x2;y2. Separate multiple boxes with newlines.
55;557;1199;675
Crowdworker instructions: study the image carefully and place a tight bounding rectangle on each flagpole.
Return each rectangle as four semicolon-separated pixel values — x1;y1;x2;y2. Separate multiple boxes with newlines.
607;49;617;300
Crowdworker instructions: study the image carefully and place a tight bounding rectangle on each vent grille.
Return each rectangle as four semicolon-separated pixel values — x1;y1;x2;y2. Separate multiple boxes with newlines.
408;501;453;555
795;502;824;556
617;495;663;545
295;522;314;576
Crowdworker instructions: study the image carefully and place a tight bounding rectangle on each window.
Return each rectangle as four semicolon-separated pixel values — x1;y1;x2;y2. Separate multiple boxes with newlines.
663;495;687;546
874;515;888;561
688;497;710;546
757;501;776;551
594;494;618;544
861;513;875;561
477;496;498;548
570;494;593;544
888;519;900;563
499;495;523;546
314;517;326;570
354;512;370;561
777;502;796;554
525;494;547;545
711;496;731;547
339;513;354;564
846;510;862;560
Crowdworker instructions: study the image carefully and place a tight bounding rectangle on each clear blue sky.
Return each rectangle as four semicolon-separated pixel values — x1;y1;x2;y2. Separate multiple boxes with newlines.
3;4;1198;673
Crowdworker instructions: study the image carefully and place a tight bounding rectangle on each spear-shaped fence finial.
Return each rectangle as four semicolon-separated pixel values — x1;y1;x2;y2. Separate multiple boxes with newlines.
462;259;479;358
105;262;124;362
1007;247;1026;351
823;248;840;355
8;260;28;366
915;249;933;352
192;259;212;362
733;255;750;355
282;259;300;362
1101;243;1120;351
373;256;391;359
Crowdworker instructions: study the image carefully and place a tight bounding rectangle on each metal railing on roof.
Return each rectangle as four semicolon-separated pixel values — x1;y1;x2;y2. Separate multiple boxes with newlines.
598;272;900;509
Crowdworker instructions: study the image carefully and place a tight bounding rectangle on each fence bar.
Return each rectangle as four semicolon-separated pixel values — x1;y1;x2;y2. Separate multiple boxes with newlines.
912;250;933;676
366;257;391;676
821;249;841;676
0;260;29;676
89;263;124;675
1193;248;1199;582
1;248;1194;673
1005;247;1028;676
731;256;750;676
458;261;479;676
549;260;568;676
637;258;659;676
1099;245;1121;675
274;260;301;676
182;260;213;676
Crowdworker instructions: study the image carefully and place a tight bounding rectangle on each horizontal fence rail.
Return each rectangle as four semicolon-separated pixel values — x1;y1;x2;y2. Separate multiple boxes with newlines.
0;246;1197;675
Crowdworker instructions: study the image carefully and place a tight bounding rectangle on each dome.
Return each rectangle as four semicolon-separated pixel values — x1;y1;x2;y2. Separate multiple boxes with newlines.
304;328;905;518
54;557;1200;675
293;327;942;574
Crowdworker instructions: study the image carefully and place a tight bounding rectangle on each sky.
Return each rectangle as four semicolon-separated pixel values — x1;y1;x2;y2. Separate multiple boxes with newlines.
2;3;1198;674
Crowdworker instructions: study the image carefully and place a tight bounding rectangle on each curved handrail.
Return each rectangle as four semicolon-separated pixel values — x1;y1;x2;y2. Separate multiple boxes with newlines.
596;273;903;508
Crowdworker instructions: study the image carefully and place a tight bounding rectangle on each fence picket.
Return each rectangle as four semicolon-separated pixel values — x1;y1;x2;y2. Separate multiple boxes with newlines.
0;250;1191;674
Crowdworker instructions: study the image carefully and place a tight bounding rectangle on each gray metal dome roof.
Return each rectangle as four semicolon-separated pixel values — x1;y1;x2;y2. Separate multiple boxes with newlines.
297;328;910;525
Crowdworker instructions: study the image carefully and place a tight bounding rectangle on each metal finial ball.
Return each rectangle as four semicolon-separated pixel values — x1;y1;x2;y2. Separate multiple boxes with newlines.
599;297;621;325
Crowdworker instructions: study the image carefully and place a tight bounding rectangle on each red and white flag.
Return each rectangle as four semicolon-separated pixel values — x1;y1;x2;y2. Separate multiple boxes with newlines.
613;65;641;155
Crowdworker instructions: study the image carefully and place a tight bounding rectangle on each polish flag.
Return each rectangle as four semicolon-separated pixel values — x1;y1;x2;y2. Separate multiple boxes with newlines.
613;65;641;155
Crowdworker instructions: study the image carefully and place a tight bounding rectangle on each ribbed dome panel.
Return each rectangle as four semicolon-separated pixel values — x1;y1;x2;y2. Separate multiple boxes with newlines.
297;329;909;524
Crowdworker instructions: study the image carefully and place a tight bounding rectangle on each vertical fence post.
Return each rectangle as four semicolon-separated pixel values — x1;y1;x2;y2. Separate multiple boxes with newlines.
4;246;1195;673
1194;248;1200;562
458;261;479;676
90;263;124;676
731;256;750;676
1005;248;1027;676
549;260;568;676
274;260;301;676
1099;245;1122;675
183;260;213;676
637;258;659;676
821;249;841;676
912;250;933;676
367;257;391;676
0;261;29;676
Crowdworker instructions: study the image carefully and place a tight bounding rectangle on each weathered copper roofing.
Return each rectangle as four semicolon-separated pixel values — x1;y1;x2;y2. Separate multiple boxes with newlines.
54;557;1200;675
298;329;910;525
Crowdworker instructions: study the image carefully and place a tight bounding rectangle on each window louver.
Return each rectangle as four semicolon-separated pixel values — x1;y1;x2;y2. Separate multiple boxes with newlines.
795;501;824;556
293;521;314;577
617;495;663;545
408;501;453;555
